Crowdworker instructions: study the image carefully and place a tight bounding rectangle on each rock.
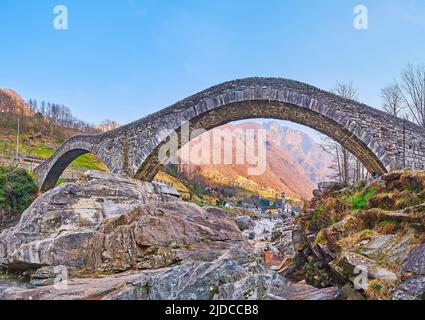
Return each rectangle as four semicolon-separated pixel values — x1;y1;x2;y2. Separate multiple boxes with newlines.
0;243;262;300
359;235;396;259
382;171;403;182
273;231;294;257
329;252;397;283
401;244;425;276
305;233;324;260
382;235;416;266
0;172;242;273
333;188;351;196
141;244;253;300
322;216;362;245
268;274;341;300
152;182;181;198
294;252;307;268
339;284;365;300
358;207;424;228
292;226;306;251
318;182;348;195
234;216;255;231
392;277;425;300
312;189;322;198
31;266;60;280
215;275;267;300
357;234;415;269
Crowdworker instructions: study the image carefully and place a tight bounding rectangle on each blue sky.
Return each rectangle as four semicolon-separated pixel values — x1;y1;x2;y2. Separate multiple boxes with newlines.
1;0;424;134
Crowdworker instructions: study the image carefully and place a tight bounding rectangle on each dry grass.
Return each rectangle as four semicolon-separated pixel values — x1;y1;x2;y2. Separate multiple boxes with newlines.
399;171;425;192
337;229;377;251
365;279;396;300
320;229;339;251
367;192;397;210
357;209;383;229
377;220;400;235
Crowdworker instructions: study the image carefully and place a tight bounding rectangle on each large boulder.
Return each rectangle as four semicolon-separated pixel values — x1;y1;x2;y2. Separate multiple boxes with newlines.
0;171;242;272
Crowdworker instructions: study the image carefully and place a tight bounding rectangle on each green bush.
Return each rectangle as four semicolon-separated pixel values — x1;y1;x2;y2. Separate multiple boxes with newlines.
350;187;377;210
216;198;226;207
0;166;37;214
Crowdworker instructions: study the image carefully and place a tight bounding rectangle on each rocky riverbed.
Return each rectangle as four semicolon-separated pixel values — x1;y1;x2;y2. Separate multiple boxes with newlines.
0;171;341;300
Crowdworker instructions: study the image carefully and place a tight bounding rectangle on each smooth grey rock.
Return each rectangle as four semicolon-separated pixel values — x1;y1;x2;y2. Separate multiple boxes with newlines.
392;277;425;300
0;172;242;272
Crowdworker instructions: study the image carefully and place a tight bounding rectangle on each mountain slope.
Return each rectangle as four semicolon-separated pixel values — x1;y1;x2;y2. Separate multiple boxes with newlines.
178;121;332;200
0;89;32;116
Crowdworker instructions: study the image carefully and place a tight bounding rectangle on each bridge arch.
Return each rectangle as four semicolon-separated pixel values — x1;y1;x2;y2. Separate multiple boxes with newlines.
35;78;425;191
135;100;387;181
35;137;113;192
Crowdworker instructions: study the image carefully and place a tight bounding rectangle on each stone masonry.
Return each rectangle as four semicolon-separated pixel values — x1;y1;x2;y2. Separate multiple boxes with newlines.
34;78;425;191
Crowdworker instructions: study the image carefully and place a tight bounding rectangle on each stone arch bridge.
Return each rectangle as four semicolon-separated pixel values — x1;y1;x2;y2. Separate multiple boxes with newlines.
35;78;425;192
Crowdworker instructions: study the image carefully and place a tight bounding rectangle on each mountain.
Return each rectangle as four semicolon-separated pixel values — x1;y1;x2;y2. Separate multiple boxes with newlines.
263;122;332;185
0;89;32;116
178;121;332;200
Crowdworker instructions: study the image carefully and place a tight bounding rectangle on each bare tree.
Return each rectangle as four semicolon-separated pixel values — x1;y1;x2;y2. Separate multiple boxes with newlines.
331;82;359;101
381;84;403;118
322;82;368;183
321;137;344;182
97;119;121;132
396;63;425;127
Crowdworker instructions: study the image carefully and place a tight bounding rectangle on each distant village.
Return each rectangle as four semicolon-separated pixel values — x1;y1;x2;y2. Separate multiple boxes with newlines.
201;186;301;217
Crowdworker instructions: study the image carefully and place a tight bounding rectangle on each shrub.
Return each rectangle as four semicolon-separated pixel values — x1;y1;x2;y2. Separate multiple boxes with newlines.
350;187;377;210
215;198;226;207
0;166;37;214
